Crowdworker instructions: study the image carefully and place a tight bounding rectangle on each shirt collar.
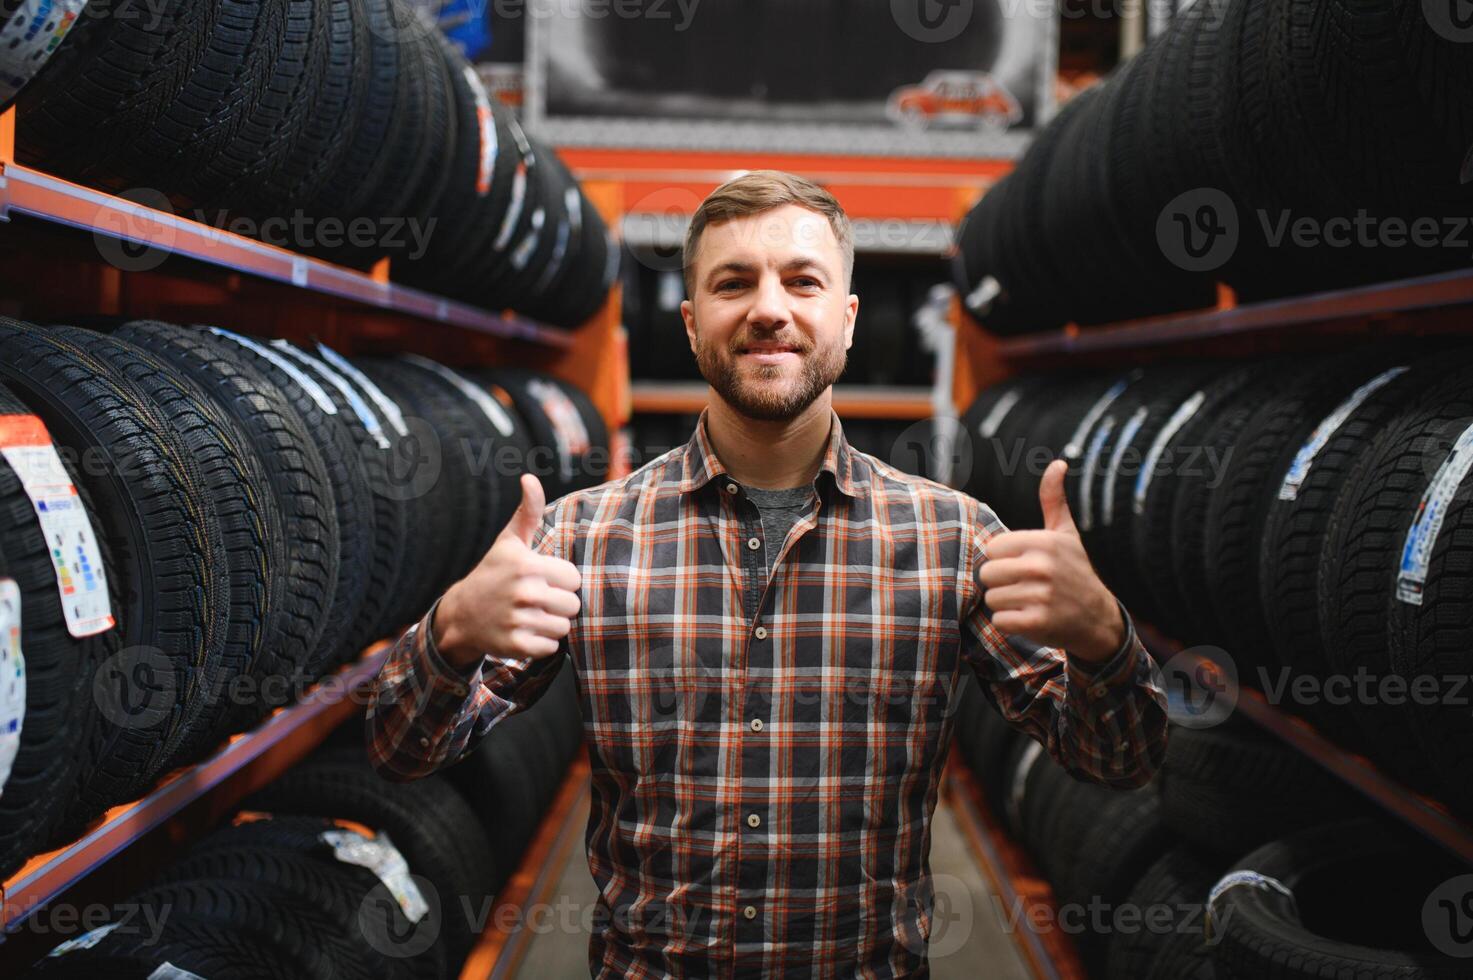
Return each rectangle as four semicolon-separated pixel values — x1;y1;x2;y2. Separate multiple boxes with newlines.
678;405;866;500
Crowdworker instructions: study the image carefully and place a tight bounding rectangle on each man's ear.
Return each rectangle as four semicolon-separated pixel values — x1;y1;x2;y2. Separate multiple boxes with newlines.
681;299;697;353
844;293;859;349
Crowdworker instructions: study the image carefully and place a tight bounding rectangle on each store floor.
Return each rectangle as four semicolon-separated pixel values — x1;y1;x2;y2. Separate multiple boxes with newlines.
509;779;1031;979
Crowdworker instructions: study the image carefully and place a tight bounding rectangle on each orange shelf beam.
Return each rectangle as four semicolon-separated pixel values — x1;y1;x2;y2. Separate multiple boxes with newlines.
0;645;391;941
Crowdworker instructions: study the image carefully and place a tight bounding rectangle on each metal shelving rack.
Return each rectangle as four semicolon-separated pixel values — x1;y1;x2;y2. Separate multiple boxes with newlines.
0;98;634;969
949;255;1473;872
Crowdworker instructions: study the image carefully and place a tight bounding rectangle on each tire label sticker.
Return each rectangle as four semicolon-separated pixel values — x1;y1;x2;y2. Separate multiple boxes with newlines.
47;921;119;956
1105;405;1149;525
321;828;430;924
0;579;23;798
314;343;410;439
1397;418;1473;606
511;206;546;271
527;378;591;486
148;966;205;980
493;165;530;253
1064;369;1142;459
978;388;1023;439
1079;415;1115;533
1206;870;1297;943
1278;366;1409;501
209;329;339;418
400;355;515;438
0;417;114;638
271;341;391;450
463;65;497;196
0;1;89;108
1133;391;1205;516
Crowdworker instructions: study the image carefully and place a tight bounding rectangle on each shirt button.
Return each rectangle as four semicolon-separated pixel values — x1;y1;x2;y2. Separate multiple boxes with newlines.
750;718;764;732
419;737;430;749
725;482;739;494
754;626;768;640
1089;683;1107;699
747;536;761;550
743;905;758;920
747;813;761;828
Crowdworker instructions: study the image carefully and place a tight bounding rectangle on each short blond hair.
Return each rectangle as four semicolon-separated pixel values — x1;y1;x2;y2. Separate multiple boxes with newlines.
683;170;854;296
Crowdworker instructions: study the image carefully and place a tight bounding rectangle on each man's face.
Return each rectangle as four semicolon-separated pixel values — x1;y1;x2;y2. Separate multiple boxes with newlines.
681;204;858;422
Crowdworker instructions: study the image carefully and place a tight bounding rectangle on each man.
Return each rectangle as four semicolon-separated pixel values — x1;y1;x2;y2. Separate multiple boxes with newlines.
367;170;1168;978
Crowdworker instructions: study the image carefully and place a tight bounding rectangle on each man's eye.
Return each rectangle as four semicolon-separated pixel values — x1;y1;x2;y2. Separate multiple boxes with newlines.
716;281;744;291
793;277;820;288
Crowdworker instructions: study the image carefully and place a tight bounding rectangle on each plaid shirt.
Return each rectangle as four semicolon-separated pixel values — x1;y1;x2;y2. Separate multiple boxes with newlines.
367;406;1168;979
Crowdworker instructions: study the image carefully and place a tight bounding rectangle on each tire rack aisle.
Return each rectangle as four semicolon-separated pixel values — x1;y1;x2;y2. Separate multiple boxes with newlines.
0;646;390;967
948;267;1473;880
0;106;634;466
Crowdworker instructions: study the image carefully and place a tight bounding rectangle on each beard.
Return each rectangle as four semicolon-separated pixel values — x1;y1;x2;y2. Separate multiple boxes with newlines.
694;327;848;422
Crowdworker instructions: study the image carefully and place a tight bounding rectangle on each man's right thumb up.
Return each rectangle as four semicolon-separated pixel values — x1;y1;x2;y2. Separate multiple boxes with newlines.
502;473;546;546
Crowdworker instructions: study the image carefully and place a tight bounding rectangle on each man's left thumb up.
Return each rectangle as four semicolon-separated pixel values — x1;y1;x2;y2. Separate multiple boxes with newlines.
1039;459;1078;534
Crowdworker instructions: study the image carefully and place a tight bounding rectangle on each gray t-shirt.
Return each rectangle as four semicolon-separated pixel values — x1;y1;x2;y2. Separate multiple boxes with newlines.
744;484;815;578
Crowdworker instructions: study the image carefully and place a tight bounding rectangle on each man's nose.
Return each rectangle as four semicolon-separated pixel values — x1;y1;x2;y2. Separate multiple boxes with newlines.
746;274;790;327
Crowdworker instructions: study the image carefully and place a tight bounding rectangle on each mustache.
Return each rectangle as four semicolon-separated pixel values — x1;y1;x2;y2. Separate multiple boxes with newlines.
731;338;809;353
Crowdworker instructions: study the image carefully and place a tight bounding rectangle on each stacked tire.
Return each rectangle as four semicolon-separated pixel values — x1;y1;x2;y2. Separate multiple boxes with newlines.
957;345;1473;814
952;0;1473;334
0;318;607;880
7;1;614;327
31;659;583;977
950;687;1464;978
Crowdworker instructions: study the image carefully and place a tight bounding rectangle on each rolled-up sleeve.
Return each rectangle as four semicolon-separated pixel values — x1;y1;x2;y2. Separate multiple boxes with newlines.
957;502;1169;789
365;496;574;781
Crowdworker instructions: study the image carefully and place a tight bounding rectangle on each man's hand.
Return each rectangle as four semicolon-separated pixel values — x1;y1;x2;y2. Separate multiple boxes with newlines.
976;459;1126;664
432;474;582;670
